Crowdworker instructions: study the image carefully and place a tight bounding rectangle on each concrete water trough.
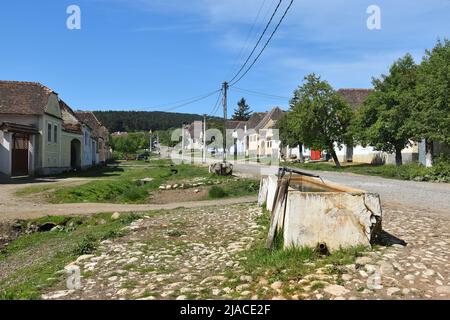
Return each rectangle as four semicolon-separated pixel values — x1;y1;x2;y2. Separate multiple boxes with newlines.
259;168;382;252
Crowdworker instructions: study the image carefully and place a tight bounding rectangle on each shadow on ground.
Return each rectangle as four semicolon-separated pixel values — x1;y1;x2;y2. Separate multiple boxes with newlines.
373;230;408;247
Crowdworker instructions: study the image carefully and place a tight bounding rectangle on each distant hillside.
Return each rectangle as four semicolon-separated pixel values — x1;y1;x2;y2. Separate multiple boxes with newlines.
93;111;213;132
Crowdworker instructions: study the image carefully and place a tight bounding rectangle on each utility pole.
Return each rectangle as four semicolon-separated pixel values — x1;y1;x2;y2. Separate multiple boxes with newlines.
222;81;228;163
149;129;152;161
203;114;207;164
181;124;185;163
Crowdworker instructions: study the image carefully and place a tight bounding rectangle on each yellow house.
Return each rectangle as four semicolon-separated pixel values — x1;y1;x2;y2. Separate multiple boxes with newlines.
0;81;109;177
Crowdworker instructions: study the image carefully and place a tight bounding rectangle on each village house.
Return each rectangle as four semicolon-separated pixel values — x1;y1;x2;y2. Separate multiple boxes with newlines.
75;111;111;165
285;89;421;165
223;107;284;160
0;81;110;177
335;89;419;165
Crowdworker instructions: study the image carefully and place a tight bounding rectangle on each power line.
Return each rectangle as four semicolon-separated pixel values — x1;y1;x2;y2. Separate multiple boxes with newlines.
140;89;220;111
209;89;223;116
226;0;268;80
162;89;221;112
228;0;283;84
230;0;294;87
232;86;290;100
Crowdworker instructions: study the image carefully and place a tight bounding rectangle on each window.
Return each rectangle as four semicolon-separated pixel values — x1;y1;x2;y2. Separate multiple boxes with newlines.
54;125;58;143
47;123;52;142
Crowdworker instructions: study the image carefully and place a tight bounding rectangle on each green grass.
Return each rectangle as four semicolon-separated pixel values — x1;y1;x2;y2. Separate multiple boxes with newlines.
236;208;366;284
290;161;450;183
17;160;259;204
208;180;259;199
0;212;143;300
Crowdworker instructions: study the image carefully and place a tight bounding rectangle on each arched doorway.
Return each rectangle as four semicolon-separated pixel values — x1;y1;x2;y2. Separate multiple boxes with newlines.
70;139;81;169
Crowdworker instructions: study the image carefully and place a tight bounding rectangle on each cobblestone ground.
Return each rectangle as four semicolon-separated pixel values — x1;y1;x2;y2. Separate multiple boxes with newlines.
42;203;450;300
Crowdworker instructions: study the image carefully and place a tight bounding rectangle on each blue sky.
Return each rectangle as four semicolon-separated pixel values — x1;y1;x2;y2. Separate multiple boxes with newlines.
0;0;448;116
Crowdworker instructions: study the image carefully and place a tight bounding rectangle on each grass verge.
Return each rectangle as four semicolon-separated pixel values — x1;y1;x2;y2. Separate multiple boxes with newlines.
16;160;258;204
290;160;450;183
0;212;143;300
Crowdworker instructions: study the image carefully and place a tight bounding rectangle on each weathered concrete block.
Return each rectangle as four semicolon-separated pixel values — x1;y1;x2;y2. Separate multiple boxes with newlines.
261;175;383;252
283;191;382;251
258;175;281;212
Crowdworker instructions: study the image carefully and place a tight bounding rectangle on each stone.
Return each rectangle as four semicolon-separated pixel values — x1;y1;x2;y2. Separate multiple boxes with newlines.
324;285;349;296
270;281;283;290
41;290;74;299
212;288;221;296
422;269;435;276
341;274;352;281
240;275;253;282
258;278;268;286
413;262;427;269
176;295;187;300
236;284;250;292
138;296;155;300
194;189;199;193
379;262;394;275
355;257;372;266
386;287;400;296
404;274;415;281
436;286;450;295
111;212;121;220
76;254;95;263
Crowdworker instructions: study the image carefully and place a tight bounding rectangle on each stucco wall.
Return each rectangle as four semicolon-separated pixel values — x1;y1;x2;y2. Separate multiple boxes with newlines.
0;131;11;175
61;131;83;168
81;127;93;168
41;114;63;168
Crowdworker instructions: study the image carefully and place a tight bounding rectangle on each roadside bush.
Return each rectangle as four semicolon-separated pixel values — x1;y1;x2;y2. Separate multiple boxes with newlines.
73;235;98;255
208;186;228;199
119;186;148;203
428;156;450;183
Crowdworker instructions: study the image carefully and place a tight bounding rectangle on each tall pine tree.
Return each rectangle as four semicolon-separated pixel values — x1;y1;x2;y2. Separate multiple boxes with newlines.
232;98;252;121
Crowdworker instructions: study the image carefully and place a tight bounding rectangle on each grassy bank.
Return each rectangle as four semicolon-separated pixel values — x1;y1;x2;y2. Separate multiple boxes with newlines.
16;160;259;204
289;161;450;183
0;212;146;300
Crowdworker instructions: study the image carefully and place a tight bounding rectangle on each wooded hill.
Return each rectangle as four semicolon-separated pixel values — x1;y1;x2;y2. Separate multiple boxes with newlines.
93;111;217;132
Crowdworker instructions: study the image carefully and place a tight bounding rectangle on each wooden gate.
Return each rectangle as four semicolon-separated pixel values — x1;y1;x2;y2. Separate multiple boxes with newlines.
12;133;29;176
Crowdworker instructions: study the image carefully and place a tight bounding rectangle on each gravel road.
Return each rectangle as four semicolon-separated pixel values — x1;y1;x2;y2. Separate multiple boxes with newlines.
232;163;450;216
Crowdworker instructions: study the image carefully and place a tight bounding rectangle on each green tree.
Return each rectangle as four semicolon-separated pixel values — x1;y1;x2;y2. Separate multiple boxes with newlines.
412;39;450;164
277;113;304;163
232;98;252;121
352;54;418;166
288;74;352;168
112;133;143;159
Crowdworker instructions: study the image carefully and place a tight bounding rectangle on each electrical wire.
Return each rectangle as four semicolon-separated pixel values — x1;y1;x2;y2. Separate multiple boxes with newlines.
226;0;268;80
230;0;294;87
161;89;221;112
139;89;220;111
209;89;223;116
232;86;290;100
228;0;283;84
